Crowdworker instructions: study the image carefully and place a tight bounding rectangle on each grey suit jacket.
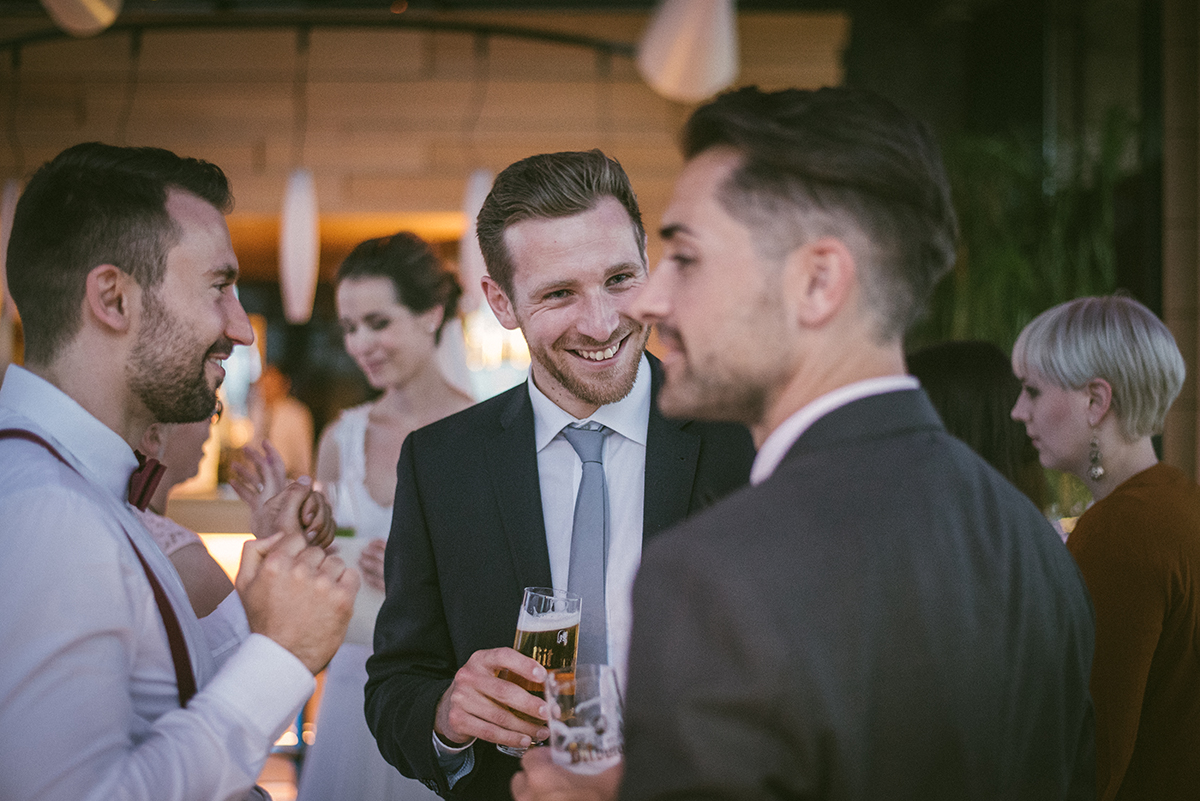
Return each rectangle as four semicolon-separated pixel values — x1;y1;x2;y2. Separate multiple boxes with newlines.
364;356;755;799
621;389;1096;801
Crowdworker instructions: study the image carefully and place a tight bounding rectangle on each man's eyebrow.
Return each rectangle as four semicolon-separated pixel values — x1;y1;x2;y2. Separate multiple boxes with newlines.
211;264;239;282
659;223;691;240
527;277;576;297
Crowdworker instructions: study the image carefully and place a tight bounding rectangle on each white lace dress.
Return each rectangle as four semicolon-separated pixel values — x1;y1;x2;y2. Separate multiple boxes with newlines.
296;404;439;801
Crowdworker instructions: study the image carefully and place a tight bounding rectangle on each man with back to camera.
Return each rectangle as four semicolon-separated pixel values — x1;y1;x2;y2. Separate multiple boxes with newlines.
0;142;358;801
513;87;1096;801
364;149;756;799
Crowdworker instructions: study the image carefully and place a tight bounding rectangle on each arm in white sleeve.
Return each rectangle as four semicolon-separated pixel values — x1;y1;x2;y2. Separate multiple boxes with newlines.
0;488;315;801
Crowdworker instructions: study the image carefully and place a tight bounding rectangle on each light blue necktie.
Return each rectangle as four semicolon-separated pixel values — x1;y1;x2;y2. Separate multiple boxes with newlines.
563;423;610;665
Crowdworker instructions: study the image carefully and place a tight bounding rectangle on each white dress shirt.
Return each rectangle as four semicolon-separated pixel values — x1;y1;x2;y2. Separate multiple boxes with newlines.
751;375;920;485
528;354;650;686
0;365;315;801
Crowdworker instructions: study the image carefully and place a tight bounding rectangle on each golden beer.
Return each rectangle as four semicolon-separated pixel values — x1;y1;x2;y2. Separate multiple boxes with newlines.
497;588;581;756
508;608;580;693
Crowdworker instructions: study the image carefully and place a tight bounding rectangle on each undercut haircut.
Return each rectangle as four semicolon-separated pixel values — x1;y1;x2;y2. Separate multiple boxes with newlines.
1012;295;1186;440
475;149;646;299
683;86;959;342
336;231;463;344
6;142;232;365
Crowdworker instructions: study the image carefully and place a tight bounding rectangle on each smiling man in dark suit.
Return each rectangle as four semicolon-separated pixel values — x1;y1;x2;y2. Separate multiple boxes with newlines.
364;149;754;800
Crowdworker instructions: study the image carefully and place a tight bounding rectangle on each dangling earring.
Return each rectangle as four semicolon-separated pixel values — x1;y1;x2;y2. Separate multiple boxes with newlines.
1088;429;1106;481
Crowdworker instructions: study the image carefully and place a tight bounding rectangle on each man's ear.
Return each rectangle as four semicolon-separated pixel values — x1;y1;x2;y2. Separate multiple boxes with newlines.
481;275;520;331
783;236;855;329
139;423;166;459
85;264;137;334
1086;377;1114;426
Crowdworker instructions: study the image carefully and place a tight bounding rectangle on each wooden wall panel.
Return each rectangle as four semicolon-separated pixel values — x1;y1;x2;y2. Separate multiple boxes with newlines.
0;10;849;280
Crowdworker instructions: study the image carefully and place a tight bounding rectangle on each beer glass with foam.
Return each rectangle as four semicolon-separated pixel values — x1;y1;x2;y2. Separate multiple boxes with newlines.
497;587;581;757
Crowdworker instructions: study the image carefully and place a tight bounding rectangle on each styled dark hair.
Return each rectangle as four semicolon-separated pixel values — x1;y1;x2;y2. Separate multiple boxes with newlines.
6;141;232;365
475;149;646;298
907;340;1046;508
336;231;462;343
684;86;958;341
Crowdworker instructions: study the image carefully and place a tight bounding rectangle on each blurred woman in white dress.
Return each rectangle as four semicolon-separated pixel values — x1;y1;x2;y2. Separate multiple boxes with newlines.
296;232;473;801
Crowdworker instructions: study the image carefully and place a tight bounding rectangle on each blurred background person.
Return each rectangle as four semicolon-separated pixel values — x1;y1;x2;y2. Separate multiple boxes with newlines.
1011;294;1199;800
248;362;314;479
297;232;473;801
147;403;336;620
136;404;232;618
907;340;1046;510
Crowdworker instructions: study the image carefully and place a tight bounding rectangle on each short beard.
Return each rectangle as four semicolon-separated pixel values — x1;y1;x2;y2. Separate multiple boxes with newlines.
535;323;650;409
127;292;224;424
658;356;770;427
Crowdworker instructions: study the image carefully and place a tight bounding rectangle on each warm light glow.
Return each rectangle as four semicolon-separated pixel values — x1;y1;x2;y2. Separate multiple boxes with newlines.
198;533;254;581
322;212;467;245
463;306;530;371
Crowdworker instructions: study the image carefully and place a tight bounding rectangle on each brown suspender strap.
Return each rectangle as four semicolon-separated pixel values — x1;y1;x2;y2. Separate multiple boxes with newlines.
0;428;198;707
124;537;199;706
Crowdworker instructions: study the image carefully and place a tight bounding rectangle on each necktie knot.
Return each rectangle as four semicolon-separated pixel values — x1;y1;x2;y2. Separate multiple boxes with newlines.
128;450;166;512
563;424;607;464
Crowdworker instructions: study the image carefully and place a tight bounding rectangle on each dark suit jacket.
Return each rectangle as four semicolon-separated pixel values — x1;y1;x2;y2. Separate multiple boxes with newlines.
364;356;755;800
620;389;1096;801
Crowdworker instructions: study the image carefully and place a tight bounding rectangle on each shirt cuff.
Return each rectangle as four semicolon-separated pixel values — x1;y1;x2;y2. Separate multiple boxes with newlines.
204;632;316;742
433;730;476;788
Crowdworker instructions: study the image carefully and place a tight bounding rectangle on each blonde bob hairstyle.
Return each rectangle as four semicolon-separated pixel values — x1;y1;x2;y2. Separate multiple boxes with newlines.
1012;295;1186;440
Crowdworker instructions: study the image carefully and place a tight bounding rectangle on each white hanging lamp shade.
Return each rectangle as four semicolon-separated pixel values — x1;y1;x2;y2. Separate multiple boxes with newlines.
39;0;123;38
457;168;494;314
279;168;320;325
636;0;739;104
0;179;21;318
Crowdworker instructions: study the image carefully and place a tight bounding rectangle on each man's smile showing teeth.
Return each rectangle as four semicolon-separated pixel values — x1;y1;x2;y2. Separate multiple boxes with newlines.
577;339;622;361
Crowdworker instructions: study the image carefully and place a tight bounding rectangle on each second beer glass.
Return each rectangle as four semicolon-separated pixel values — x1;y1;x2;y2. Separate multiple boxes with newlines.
497;587;582;757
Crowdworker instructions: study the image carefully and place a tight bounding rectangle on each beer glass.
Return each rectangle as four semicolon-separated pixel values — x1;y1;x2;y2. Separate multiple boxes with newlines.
544;664;624;774
496;587;582;757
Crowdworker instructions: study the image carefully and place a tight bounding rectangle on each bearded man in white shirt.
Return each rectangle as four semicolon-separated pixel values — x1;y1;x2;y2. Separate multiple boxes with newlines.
0;142;358;801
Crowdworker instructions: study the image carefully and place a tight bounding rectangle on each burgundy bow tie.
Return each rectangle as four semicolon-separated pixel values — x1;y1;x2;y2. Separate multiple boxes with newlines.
128;450;166;512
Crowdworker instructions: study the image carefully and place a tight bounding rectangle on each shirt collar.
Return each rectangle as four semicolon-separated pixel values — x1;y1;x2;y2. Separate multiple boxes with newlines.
0;364;140;502
530;354;651;451
751;374;919;485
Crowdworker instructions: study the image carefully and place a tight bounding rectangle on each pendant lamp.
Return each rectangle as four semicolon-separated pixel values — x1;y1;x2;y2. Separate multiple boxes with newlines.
436;168;495;399
39;0;122;38
636;0;739;104
279;28;319;326
279;168;319;325
457;168;493;313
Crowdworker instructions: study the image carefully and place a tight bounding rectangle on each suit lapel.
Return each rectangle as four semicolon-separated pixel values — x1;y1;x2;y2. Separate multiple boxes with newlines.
487;385;554;591
643;356;700;543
